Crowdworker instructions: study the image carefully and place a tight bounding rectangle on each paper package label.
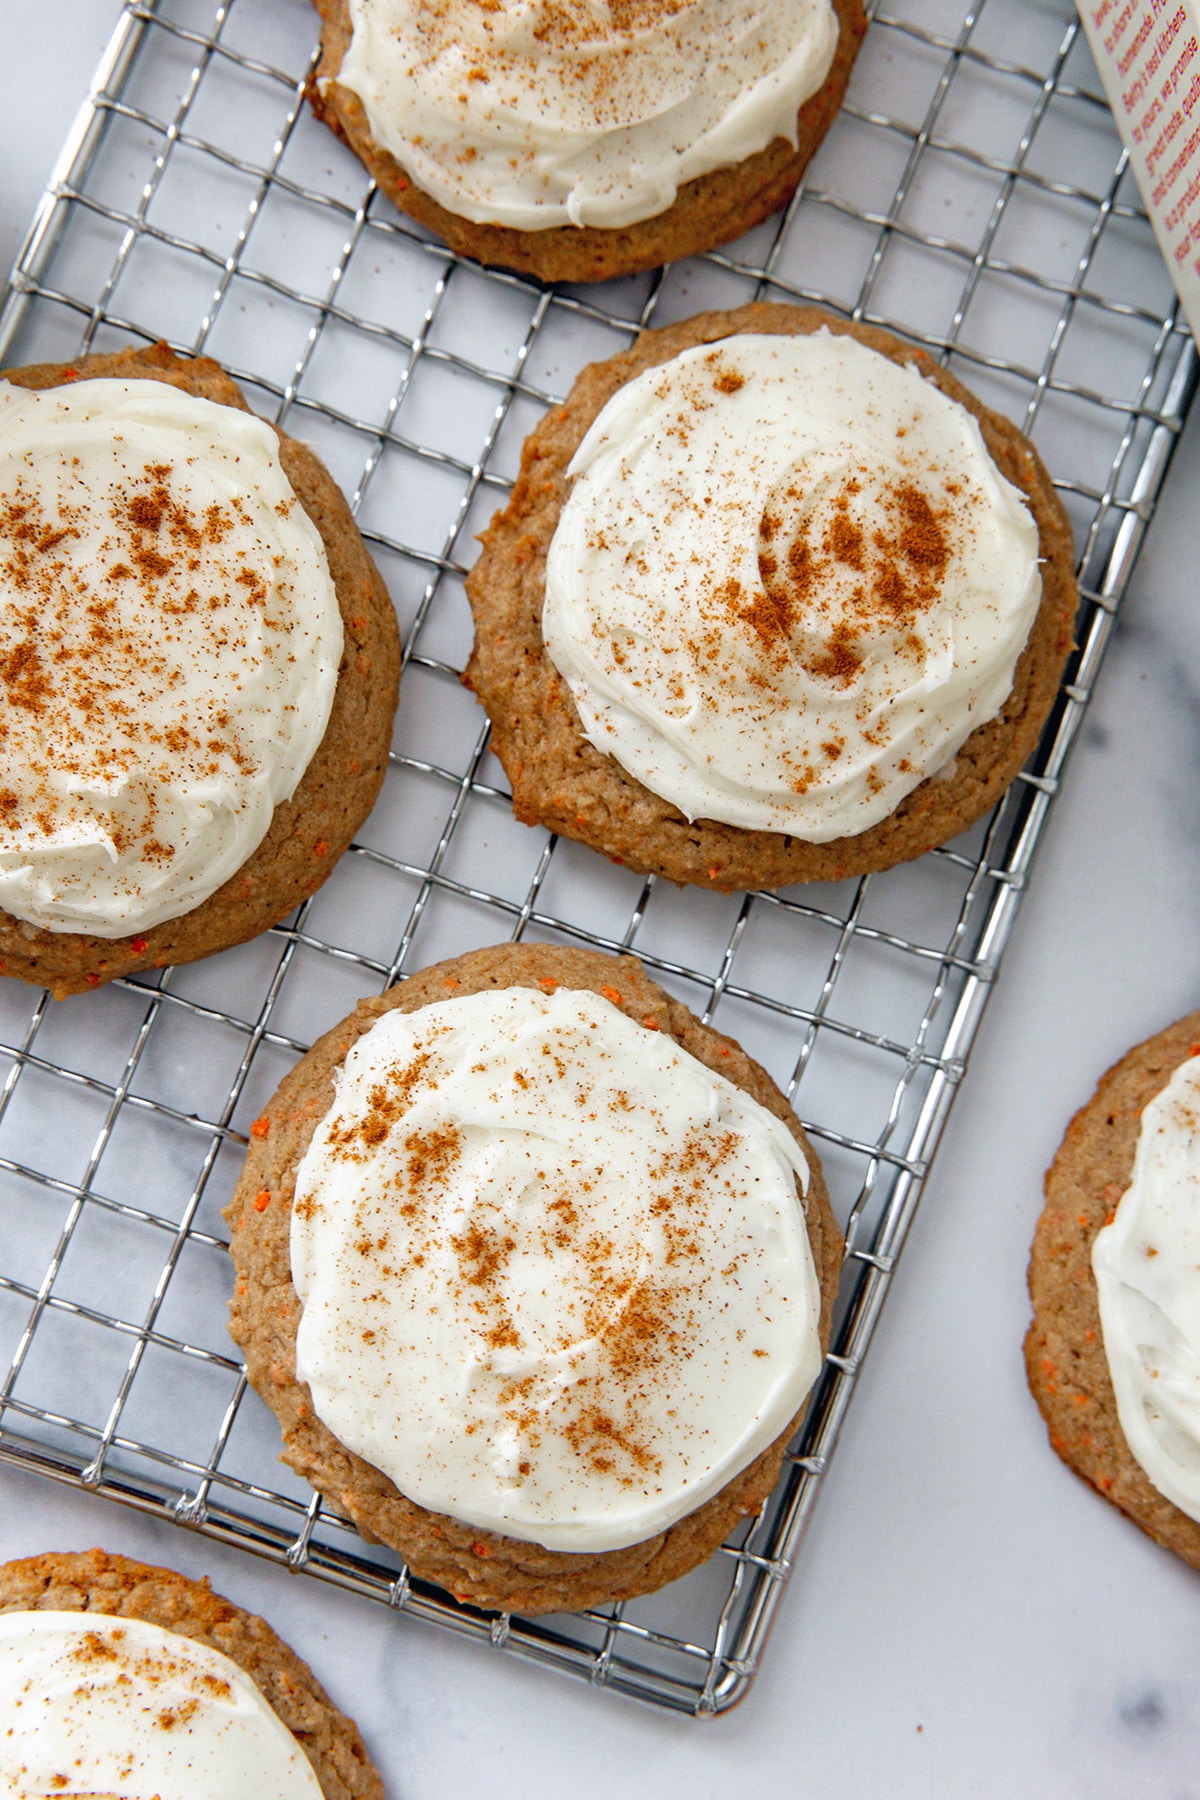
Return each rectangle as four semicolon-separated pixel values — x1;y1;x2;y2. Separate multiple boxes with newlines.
1080;0;1200;340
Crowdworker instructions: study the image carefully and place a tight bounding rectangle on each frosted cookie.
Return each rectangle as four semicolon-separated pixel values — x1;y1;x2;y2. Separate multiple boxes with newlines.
0;344;400;997
226;941;841;1615
1026;1012;1200;1569
464;303;1078;891
308;0;867;284
0;1548;382;1797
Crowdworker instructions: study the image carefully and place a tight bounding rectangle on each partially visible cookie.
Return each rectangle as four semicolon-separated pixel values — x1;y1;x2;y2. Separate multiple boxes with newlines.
1025;1011;1200;1568
308;0;867;284
0;1548;383;1798
226;941;842;1615
464;302;1078;892
0;343;400;997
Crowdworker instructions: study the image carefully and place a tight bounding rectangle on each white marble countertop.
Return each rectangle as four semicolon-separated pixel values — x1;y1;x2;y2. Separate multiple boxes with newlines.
2;4;1200;1795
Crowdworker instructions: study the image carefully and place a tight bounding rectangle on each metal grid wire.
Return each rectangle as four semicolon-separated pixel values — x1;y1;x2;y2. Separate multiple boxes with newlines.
0;0;1195;1716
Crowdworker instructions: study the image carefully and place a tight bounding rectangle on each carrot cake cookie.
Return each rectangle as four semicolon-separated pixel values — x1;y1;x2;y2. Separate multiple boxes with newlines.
0;343;399;996
0;1547;382;1797
226;941;842;1613
1027;1011;1200;1569
465;303;1078;889
309;0;867;282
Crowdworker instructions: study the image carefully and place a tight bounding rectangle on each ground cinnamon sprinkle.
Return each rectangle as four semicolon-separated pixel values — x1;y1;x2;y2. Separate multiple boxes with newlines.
871;483;949;615
530;0;690;48
0;637;51;714
564;1403;662;1478
405;1121;462;1187
827;509;864;570
327;1050;433;1156
601;1277;679;1377
808;620;863;683
54;1623;237;1734
412;0;704;146
710;357;746;396
728;466;954;689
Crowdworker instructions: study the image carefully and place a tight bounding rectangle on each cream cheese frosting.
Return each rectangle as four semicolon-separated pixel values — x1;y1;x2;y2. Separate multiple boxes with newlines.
0;378;343;938
291;984;822;1553
1092;1050;1200;1522
0;1611;323;1798
542;330;1044;842
334;0;840;231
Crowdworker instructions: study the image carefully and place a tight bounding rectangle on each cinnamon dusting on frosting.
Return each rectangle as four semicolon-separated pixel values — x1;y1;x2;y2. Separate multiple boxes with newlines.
543;330;1042;842
0;377;342;935
0;462;283;875
324;1021;728;1485
336;0;841;232
0;1611;321;1796
290;983;820;1548
747;474;950;680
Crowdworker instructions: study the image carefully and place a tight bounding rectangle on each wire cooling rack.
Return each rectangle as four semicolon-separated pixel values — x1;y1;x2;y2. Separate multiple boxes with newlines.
0;0;1195;1718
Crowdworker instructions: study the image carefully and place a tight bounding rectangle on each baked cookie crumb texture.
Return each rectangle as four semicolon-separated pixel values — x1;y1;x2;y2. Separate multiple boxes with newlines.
0;343;400;998
226;941;843;1615
0;1547;383;1799
309;0;867;283
464;303;1079;891
1026;1010;1200;1569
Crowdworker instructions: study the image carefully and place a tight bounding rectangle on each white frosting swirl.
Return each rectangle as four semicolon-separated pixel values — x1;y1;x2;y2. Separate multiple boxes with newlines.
542;330;1044;841
291;984;822;1553
335;0;840;231
0;378;343;938
1093;1048;1200;1521
0;1611;323;1797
